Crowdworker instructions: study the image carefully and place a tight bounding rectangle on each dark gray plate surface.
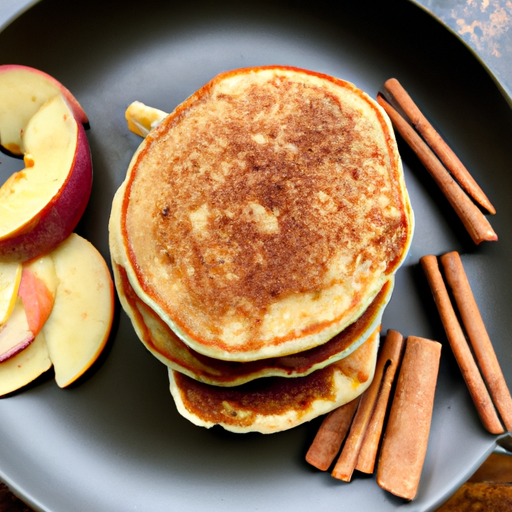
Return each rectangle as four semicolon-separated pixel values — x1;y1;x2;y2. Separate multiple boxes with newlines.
1;1;511;511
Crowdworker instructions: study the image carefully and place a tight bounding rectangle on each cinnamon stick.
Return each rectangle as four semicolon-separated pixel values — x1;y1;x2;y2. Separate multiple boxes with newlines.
439;251;512;431
331;330;404;482
377;94;497;245
383;78;495;214
355;330;405;474
377;336;442;501
420;255;504;434
305;397;360;471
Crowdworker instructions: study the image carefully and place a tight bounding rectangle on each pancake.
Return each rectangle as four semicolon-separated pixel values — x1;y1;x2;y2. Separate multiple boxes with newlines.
168;327;380;434
110;66;413;362
112;257;392;385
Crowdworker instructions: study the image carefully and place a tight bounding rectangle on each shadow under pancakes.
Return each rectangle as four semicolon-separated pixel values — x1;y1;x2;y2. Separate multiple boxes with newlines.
0;0;511;494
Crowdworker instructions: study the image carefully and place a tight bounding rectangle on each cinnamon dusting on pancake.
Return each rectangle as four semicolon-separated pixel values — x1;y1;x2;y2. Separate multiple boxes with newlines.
119;67;413;359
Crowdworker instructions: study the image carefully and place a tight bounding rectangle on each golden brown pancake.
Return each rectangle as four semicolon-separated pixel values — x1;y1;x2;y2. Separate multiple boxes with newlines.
168;328;380;434
110;66;413;362
112;259;392;385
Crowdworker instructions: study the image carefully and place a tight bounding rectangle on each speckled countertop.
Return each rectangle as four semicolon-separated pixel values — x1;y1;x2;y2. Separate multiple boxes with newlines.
412;0;512;105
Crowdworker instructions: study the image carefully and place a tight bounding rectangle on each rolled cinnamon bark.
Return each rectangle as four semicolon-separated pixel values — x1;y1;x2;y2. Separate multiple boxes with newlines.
355;330;404;474
377;336;442;501
420;255;504;434
383;78;495;214
377;94;497;245
332;330;404;482
305;397;359;471
440;251;512;431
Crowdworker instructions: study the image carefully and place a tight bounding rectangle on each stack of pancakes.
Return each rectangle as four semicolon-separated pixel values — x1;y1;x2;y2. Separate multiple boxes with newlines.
109;66;414;433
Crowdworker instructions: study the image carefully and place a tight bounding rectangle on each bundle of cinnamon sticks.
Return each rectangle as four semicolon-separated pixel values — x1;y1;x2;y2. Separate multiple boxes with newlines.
378;78;497;245
305;251;512;500
421;251;512;435
306;330;442;501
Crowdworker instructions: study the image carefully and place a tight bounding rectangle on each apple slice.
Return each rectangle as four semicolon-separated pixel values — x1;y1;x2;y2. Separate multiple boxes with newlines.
0;261;22;325
0;94;93;262
42;233;115;388
125;101;168;137
0;64;88;155
0;259;55;364
17;267;54;335
0;297;34;362
0;330;52;397
23;254;58;298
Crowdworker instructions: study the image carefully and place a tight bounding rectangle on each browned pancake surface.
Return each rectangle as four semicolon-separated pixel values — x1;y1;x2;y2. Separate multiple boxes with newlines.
120;66;412;359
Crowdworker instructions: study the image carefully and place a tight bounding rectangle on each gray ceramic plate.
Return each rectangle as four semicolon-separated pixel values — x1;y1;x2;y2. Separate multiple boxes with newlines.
0;1;511;511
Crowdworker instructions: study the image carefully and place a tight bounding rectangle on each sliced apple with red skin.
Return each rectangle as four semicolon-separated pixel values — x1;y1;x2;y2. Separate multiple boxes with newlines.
0;64;88;156
17;267;55;336
24;253;59;299
0;234;114;392
0;298;34;363
0;94;93;262
0;264;55;362
0;330;52;397
0;261;22;325
42;233;115;388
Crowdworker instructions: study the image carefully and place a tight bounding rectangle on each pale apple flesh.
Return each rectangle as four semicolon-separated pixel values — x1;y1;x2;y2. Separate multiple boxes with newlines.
0;330;52;397
42;233;115;388
23;254;58;298
0;261;22;325
0;95;93;262
0;265;55;363
125;101;167;137
0;64;88;156
0;298;35;362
